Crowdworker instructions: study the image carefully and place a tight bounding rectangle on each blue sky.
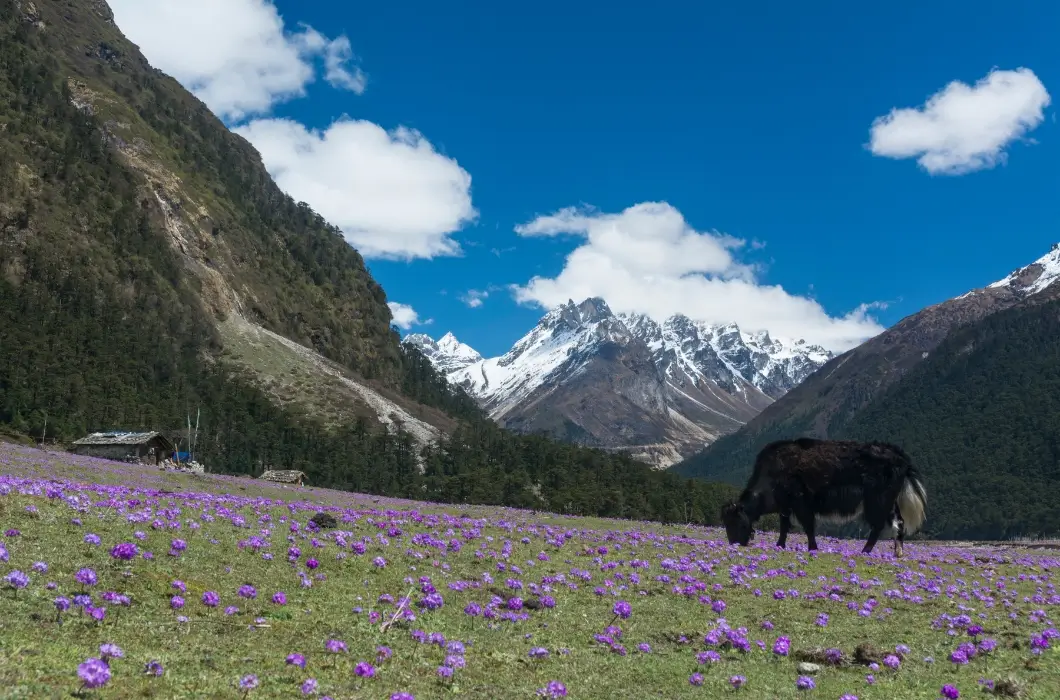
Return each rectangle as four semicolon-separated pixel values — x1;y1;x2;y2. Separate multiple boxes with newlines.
112;0;1057;357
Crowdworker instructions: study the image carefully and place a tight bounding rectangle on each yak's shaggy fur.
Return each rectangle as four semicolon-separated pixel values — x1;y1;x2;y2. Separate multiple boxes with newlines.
721;438;927;556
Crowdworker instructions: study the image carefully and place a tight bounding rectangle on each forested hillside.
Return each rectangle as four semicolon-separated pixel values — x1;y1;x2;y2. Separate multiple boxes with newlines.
839;296;1060;538
0;0;736;526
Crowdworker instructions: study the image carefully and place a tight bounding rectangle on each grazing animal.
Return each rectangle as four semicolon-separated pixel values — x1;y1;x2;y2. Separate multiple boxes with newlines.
720;438;927;556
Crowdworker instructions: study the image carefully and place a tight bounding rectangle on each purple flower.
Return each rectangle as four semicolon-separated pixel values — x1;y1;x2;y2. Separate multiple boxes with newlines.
306;558;320;570
689;673;704;686
75;568;98;587
941;684;960;699
529;647;550;659
436;665;453;679
4;570;29;590
773;636;791;656
325;639;347;653
729;675;746;689
287;653;307;668
637;643;651;653
272;591;287;605
238;584;257;599
391;694;416;700
110;542;138;561
537;681;568;698
464;602;482;617
144;660;164;676
83;533;101;546
77;658;111;689
202;591;220;607
883;654;900;669
239;674;259;690
99;643;123;661
171;595;185;609
32;561;48;573
301;678;318;695
612;600;632;619
796;676;815;690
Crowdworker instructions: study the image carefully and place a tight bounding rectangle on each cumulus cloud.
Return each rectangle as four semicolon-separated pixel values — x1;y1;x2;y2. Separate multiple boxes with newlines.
388;302;428;330
511;202;885;352
868;67;1051;175
234;118;476;259
461;289;489;308
109;0;366;121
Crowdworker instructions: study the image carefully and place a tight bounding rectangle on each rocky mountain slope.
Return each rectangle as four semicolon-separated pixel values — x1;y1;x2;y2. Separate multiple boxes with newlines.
0;0;460;451
673;243;1060;487
405;297;833;467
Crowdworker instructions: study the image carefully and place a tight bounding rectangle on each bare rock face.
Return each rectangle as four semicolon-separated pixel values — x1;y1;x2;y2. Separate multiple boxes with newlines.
405;298;834;468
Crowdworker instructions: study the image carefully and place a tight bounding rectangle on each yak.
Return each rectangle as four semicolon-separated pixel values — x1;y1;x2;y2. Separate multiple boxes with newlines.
720;438;927;556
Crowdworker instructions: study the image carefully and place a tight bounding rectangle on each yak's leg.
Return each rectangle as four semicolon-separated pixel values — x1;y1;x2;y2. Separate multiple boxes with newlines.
862;525;883;554
892;502;906;558
794;508;818;551
776;513;792;549
861;496;892;555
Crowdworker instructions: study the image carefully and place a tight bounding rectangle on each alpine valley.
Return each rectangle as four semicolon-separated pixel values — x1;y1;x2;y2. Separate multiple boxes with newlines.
404;297;833;467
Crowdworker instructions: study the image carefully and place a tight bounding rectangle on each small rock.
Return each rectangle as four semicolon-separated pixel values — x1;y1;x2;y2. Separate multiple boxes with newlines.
854;642;884;665
309;512;337;529
797;662;821;675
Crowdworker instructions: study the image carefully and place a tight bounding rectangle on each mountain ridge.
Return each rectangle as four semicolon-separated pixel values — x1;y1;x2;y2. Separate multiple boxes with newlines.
673;241;1060;486
405;297;834;467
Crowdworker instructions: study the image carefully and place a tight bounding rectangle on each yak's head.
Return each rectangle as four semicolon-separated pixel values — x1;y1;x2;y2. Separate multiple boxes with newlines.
721;502;754;546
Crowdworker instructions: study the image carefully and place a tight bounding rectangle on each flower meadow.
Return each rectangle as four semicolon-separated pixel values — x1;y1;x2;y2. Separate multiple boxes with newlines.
0;443;1059;698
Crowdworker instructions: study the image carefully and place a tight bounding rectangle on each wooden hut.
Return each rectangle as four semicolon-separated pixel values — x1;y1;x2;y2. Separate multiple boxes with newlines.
258;469;307;487
69;431;176;465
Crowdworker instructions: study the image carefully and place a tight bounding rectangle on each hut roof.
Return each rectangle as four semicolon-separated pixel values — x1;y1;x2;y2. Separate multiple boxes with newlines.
259;470;306;484
72;431;174;450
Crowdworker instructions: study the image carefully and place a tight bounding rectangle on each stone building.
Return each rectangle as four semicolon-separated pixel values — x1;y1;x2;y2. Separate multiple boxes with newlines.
69;431;176;465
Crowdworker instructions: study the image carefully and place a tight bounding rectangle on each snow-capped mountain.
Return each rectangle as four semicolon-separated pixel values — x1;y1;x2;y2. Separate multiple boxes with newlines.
404;298;833;468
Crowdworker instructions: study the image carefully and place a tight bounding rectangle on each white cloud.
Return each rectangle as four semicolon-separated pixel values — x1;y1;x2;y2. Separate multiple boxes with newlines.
234;118;476;260
511;202;885;352
109;0;366;121
388;302;428;330
461;289;489;308
868;67;1051;175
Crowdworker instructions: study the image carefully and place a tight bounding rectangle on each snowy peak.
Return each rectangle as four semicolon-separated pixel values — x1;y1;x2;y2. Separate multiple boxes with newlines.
403;298;835;467
404;332;482;373
987;243;1060;297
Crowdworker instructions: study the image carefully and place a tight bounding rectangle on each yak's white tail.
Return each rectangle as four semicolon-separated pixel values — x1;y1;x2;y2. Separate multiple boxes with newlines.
897;475;927;534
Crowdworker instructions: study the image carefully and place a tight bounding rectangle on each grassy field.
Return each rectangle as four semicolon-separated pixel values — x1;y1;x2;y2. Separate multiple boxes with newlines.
0;442;1058;699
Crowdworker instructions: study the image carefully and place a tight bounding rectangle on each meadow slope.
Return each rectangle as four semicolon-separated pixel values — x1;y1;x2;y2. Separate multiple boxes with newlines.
0;442;1058;699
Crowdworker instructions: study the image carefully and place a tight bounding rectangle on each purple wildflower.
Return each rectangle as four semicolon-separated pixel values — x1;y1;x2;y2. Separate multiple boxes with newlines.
77;658;111;689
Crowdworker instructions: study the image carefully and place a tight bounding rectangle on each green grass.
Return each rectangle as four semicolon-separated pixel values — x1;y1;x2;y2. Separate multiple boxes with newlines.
1;443;1059;699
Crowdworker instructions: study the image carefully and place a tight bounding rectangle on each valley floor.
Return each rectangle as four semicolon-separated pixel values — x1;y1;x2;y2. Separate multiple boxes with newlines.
0;442;1058;698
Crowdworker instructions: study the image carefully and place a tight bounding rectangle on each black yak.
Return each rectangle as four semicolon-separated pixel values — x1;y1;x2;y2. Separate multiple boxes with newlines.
720;438;926;556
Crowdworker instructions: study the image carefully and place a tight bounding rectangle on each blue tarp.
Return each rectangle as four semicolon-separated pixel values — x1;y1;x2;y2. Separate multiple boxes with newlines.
176;452;191;462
